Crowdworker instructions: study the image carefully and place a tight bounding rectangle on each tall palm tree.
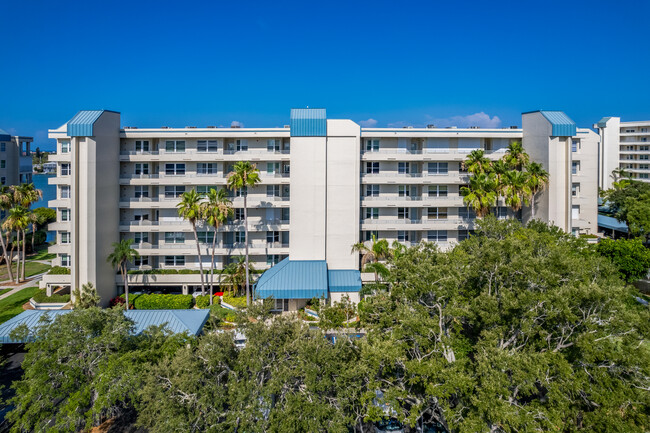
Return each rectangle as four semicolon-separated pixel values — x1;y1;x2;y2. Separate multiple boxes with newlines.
107;239;140;310
490;159;509;186
11;183;42;277
503;141;530;170
224;256;254;297
226;161;261;306
0;187;14;281
201;188;233;305
4;206;29;283
351;235;392;280
611;167;630;183
461;173;498;218
177;189;206;295
462;149;492;175
502;170;532;212
525;162;550;218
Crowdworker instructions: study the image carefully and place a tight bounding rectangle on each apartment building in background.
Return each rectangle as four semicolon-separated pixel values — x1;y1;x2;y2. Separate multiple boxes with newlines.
595;117;650;189
0;129;32;187
42;108;599;308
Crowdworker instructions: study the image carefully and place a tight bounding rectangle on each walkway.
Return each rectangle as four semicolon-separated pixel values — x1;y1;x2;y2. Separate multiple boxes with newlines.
0;259;53;301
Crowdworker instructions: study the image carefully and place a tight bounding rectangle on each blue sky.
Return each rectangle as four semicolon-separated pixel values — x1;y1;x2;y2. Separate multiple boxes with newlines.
1;0;649;150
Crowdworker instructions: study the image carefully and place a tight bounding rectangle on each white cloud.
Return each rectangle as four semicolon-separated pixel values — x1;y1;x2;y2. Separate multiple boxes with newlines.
231;120;244;128
387;121;411;128
429;112;501;128
359;118;378;128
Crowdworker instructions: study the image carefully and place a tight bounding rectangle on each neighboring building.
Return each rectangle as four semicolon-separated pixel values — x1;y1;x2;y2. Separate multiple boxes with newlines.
44;108;599;308
0;129;33;187
595;117;650;189
42;161;57;174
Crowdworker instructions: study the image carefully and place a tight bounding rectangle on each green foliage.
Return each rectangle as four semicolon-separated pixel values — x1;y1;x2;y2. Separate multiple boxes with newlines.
319;296;357;330
596;237;650;282
195;294;219;309
33;206;56;224
222;294;246;309
72;282;100;309
0;286;40;324
133;294;195;310
49;265;71;275
602;180;650;240
31;290;71;304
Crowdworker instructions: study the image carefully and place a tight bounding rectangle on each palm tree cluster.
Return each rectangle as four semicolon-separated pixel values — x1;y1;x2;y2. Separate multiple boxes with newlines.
0;183;42;283
351;235;408;280
461;142;549;218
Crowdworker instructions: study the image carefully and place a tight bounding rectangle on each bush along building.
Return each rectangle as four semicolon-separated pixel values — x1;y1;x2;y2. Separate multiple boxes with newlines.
42;108;599;309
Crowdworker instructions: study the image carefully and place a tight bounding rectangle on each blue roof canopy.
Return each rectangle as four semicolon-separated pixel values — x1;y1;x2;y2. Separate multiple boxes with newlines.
66;110;120;137
597;117;613;128
538;111;577;136
290;108;326;137
255;258;329;299
328;270;362;292
0;309;209;344
597;214;628;233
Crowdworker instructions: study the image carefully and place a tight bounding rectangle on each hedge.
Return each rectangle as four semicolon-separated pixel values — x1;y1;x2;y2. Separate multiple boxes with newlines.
49;266;71;275
195;295;220;309
134;294;194;310
32;291;71;304
126;269;265;275
222;294;247;309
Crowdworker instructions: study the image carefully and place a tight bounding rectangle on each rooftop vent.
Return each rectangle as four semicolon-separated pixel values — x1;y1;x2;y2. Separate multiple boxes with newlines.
427;124;435;129
206;126;217;129
469;126;480;129
161;126;170;129
510;126;518;129
186;126;197;129
231;125;241;129
284;125;290;128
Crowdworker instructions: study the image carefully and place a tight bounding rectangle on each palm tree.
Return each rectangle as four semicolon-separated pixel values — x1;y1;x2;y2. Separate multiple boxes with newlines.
224;256;254;297
177;189;206;295
351;235;392;280
4;206;29;283
525;162;550;218
501;170;531;212
107;239;140;310
226;161;261;306
0;187;14;281
462;149;492;175
201;188;233;305
15;183;42;253
611;167;630;183
461;173;498;218
491;159;509;186
503;141;530;170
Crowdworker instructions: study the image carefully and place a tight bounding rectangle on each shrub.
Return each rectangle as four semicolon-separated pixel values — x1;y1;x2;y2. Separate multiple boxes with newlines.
32;291;71;304
118;293;142;309
133;294;194;310
49;266;71;275
72;283;100;309
195;295;220;309
109;296;126;308
222;294;247;309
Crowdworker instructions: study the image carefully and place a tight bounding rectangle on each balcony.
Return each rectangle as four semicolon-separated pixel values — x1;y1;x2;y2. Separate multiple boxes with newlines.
360;218;475;230
361;173;470;184
360;149;506;161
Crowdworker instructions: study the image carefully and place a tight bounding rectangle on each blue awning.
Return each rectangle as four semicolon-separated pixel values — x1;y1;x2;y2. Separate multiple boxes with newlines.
66;110;119;137
598;214;628;233
0;309;209;344
539;111;577;137
255;258;328;299
328;270;362;292
290;108;327;137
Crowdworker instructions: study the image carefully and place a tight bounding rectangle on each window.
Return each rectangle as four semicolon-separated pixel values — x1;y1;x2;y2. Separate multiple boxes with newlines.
197;140;218;152
60;209;70;222
640;146;649;151
640;173;649;179
196;185;217;194
134;256;149;266
61;141;70;153
267;254;281;266
165;232;185;244
572;205;580;219
134;232;149;244
60;232;71;244
274;298;290;312
640;164;649;170
266;231;280;244
234;208;244;220
267;185;280;197
398;207;410;219
398;162;410;174
428;207;448;219
366;185;379;197
428;230;448;242
232;186;247;198
397;231;409;242
0;143;5;152
267;139;280;152
164;256;185;266
135;140;149;152
164;186;185;198
236;140;248;151
60;186;70;199
234;231;245;243
197;163;217;174
267;162;280;174
571;161;580;175
625;129;635;133
458;229;474;241
571;140;579;152
165;163;185;175
0;160;4;168
134;213;149;221
197;231;211;243
365;162;379;174
459;206;476;220
61;254;71;267
398;185;410;197
640;154;649;160
493;206;508;219
0;177;5;185
165;140;185;152
427;162;448;175
134;163;149;175
134;186;149;198
61;163;71;176
365;139;379;152
365;208;379;219
364;230;379;241
428;185;448;197
572;183;580;197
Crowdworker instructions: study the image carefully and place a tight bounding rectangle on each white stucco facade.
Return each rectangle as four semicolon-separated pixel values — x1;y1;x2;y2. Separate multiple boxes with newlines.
596;117;650;187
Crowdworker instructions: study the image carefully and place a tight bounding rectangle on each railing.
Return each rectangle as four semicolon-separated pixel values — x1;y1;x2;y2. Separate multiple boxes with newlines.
223;149;290;155
361;218;471;225
360;149;507;155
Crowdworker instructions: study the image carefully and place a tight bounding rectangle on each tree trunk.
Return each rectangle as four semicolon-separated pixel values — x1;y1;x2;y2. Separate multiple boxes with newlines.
123;264;129;310
22;229;26;281
244;194;250;306
531;192;536;218
15;231;21;284
31;223;37;254
210;229;217;305
192;222;205;295
0;229;13;281
9;236;16;283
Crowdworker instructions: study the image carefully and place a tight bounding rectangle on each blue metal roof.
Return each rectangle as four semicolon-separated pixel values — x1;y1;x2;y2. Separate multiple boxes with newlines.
66;110;105;137
290;108;327;137
539;111;577;136
0;128;11;141
255;258;329;299
597;214;628;233
328;270;362;292
0;309;209;343
597;117;614;128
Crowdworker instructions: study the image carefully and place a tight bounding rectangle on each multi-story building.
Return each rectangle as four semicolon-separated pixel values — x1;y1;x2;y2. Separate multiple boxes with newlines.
0;129;32;187
43;109;599;308
595;117;650;189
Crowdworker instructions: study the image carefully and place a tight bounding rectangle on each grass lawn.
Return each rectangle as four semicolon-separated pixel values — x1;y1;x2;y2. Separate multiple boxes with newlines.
29;249;56;261
0;288;10;297
0;286;41;324
0;262;51;283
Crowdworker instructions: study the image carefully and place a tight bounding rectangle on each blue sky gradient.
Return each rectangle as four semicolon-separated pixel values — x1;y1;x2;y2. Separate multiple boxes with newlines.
1;0;649;150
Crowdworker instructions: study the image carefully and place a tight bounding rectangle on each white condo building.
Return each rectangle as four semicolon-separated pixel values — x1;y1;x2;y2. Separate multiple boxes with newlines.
595;117;650;189
43;109;599;308
0;129;32;188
